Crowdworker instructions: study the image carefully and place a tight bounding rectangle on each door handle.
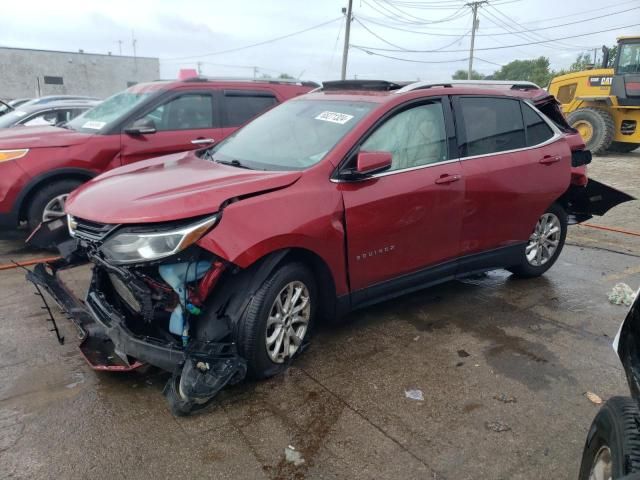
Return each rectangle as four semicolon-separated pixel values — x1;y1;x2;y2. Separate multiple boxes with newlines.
434;174;461;185
191;138;215;145
539;154;561;165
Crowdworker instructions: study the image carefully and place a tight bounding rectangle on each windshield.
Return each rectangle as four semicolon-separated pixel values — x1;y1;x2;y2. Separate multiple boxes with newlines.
0;101;12;116
66;90;153;133
0;109;29;128
211;99;375;171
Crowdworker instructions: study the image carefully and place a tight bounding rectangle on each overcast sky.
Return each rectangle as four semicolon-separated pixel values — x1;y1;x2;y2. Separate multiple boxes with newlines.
1;0;638;82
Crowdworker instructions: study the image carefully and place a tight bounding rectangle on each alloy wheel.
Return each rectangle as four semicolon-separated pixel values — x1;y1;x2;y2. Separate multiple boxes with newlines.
42;194;69;222
526;212;561;267
588;446;612;480
265;281;311;363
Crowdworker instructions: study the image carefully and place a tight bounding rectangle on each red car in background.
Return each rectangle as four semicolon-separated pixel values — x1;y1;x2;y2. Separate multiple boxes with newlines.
0;78;316;231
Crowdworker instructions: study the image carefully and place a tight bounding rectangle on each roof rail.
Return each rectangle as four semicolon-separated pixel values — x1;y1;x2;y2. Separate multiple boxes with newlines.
396;79;541;93
321;80;407;91
181;76;319;87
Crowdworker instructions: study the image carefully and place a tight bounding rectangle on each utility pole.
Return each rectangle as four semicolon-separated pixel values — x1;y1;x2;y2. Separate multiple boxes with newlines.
131;30;137;59
467;1;486;80
197;61;202;75
117;40;123;56
253;66;258;79
341;0;353;81
593;47;598;65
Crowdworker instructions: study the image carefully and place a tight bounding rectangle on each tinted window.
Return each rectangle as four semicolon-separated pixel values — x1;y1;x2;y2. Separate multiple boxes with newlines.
361;102;447;171
222;93;277;127
523;104;554;146
144;94;213;131
458;97;525;156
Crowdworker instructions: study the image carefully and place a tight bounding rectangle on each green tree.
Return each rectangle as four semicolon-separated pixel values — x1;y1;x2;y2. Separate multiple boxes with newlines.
492;56;553;87
569;52;593;72
278;73;295;79
452;69;484;80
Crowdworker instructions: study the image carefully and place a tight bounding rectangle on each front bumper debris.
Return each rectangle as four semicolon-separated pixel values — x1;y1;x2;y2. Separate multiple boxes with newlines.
26;250;247;409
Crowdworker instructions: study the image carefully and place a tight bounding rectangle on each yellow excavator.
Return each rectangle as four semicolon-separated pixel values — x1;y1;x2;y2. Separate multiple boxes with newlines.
548;36;640;154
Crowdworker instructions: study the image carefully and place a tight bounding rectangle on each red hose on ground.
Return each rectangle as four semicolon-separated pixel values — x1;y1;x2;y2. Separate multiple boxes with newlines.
580;223;640;238
0;256;60;271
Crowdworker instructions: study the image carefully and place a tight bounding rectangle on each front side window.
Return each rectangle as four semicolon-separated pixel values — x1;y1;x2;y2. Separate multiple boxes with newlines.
361;102;447;171
617;43;640;74
212;99;375;171
222;92;277;127
523;104;554;146
458;97;526;156
22;111;59;126
67;91;153;133
142;94;213;131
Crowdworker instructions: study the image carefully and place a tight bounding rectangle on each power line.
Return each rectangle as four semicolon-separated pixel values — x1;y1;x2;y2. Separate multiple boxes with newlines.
352;45;469;63
354;15;470;51
358;0;640;32
162;17;342;61
351;22;640;53
362;0;468;25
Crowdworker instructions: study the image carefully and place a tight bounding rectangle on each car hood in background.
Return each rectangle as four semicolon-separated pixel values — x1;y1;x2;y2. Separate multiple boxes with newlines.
66;151;302;224
0;126;93;149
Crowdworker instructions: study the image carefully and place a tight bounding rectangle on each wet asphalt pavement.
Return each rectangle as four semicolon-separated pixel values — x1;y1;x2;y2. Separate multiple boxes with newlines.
1;152;639;479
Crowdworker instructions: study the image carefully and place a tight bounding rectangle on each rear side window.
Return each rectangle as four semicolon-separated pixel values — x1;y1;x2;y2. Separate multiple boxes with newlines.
222;91;277;127
458;97;525;157
523;104;554;146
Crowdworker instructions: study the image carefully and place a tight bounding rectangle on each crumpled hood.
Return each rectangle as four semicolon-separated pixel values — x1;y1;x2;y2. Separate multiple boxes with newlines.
0;126;93;149
66;151;302;224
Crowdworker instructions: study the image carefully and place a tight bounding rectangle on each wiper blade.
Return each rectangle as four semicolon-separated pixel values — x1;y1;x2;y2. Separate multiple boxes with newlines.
215;158;253;170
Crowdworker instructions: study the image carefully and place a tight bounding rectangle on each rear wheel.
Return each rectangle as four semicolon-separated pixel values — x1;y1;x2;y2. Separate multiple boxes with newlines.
568;107;615;155
236;262;317;379
578;396;640;479
608;142;640;154
508;203;567;278
26;179;83;232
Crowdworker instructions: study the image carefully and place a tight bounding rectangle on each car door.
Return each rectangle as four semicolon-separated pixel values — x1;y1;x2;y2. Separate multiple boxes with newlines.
453;96;571;257
339;98;464;296
217;89;279;139
119;91;224;165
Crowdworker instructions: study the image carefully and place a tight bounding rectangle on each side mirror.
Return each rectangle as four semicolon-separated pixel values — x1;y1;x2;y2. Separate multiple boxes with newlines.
125;117;157;135
356;151;392;175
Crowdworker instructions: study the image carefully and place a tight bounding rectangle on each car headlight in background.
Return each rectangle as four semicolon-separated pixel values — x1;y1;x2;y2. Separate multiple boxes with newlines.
100;215;218;264
0;149;29;163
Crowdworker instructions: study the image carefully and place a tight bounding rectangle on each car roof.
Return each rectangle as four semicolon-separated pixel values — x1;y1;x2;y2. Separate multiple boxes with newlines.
13;100;100;113
127;77;320;94
306;79;548;105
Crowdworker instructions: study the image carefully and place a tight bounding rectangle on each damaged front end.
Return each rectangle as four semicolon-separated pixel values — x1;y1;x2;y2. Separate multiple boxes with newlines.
26;214;249;415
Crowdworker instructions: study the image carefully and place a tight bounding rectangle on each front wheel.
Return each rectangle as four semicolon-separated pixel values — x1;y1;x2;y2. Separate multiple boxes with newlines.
26;179;83;232
236;262;317;379
578;396;640;479
508;203;567;278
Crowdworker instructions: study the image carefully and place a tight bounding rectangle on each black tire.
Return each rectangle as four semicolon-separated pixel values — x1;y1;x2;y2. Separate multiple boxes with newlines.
567;107;615;155
235;262;317;379
26;179;83;232
578;396;640;480
609;142;640;154
507;203;567;278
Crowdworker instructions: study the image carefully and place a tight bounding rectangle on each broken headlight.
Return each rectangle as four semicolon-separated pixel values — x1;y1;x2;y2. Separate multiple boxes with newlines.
100;215;218;264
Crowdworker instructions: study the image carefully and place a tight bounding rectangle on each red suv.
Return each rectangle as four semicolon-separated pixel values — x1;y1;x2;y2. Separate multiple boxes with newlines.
28;80;633;415
0;78;316;231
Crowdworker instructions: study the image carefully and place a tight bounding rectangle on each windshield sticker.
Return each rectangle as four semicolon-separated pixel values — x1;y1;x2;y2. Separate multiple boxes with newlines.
315;111;354;125
82;120;106;130
14;110;27;117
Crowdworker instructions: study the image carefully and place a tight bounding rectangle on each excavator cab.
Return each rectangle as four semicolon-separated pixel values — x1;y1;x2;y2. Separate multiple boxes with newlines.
611;36;640;105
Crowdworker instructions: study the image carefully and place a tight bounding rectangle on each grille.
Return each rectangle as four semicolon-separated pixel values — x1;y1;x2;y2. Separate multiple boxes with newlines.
72;217;117;242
